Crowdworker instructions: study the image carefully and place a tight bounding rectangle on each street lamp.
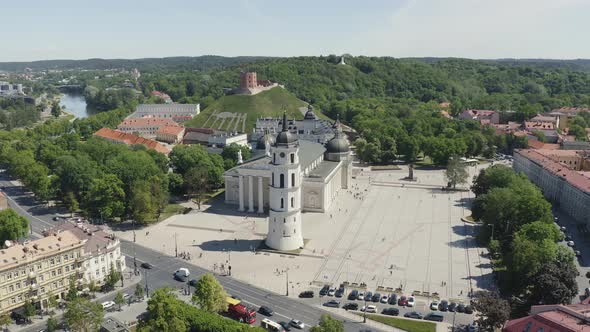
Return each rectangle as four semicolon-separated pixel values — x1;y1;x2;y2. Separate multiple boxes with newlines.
144;268;150;298
285;268;290;297
363;297;367;323
174;233;178;258
132;219;138;276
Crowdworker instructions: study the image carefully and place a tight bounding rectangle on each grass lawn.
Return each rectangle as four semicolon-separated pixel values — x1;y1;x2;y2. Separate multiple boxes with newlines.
363;314;436;332
147;203;186;223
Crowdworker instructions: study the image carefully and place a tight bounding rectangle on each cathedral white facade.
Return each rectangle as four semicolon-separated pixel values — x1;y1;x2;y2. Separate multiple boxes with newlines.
223;111;352;250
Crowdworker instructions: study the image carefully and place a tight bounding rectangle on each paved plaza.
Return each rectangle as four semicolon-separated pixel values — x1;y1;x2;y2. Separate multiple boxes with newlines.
114;163;494;305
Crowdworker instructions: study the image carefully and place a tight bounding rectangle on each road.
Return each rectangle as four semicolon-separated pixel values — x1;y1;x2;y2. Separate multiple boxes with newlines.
0;171;382;332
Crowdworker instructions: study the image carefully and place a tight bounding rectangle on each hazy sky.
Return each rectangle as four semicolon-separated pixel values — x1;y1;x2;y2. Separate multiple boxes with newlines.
2;0;589;61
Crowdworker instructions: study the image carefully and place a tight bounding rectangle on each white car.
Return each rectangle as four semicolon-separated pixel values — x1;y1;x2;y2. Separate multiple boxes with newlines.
289;319;305;329
101;301;115;310
380;295;389;303
407;296;415;307
357;291;365;300
122;293;131;300
430;301;439;311
567;241;575;247
361;305;377;313
328;288;336;296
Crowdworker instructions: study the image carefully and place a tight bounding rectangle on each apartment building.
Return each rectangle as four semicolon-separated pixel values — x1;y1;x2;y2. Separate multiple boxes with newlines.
0;231;85;314
116;118;180;137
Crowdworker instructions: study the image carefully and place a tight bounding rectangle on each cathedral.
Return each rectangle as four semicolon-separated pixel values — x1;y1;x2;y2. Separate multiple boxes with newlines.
223;112;352;250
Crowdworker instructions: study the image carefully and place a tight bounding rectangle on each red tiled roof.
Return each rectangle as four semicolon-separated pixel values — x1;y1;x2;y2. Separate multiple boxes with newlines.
157;125;185;136
118;117;178;128
504;304;590;332
93;128;171;155
466;109;497;116
515;149;590;193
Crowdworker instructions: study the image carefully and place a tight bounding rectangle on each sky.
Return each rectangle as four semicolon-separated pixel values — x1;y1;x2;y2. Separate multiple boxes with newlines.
1;0;589;62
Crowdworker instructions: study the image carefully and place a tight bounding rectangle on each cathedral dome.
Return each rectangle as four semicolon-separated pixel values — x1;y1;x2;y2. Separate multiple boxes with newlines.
275;112;298;146
304;105;317;120
256;133;275;149
325;132;349;153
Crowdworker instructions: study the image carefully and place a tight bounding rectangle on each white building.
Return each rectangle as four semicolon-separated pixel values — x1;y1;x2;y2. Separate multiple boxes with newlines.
208;131;249;148
44;222;126;285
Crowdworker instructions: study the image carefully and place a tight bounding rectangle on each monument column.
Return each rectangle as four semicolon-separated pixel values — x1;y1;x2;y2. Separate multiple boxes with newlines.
248;176;254;212
238;175;245;211
257;176;264;213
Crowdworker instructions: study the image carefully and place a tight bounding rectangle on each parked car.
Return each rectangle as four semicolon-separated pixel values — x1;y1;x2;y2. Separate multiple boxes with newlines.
364;291;373;301
407;296;415;307
348;289;358;300
464;305;474;314
372;293;381;302
361;305;377;313
380;295;389;303
430;300;439;311
439;300;449;311
319;285;330;296
382;308;400;316
448;302;457;312
323;300;340;308
575;250;582;257
424;313;444;322
122;293;131;300
335;286;345;298
174;274;187;282
567;241;575;247
101;301;115;311
357;291;365;300
188;279;198;287
140;262;153;269
388;293;398;305
398;296;408;306
343;303;359;311
457;304;466;313
328;287;336;296
404;311;423;319
259;306;274;316
467;323;479;332
279;321;291;331
561;226;567;232
299;291;314;298
289;319;305;329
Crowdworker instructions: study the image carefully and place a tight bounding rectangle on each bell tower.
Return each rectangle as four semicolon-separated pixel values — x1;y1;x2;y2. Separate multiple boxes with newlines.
266;113;304;250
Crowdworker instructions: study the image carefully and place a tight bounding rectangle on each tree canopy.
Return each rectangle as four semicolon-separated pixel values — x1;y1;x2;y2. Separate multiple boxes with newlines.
0;209;29;244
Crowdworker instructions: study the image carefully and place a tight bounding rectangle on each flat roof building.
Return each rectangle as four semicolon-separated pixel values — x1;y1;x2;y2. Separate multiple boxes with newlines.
129;104;200;123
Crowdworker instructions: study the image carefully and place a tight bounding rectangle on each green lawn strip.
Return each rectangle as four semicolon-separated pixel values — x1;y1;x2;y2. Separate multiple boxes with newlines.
362;314;436;332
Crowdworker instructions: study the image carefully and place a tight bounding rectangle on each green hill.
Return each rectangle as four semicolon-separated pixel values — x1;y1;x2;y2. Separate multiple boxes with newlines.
185;87;330;133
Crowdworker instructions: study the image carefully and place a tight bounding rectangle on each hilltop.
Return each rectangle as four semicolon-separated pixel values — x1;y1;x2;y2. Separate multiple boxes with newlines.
185;87;330;132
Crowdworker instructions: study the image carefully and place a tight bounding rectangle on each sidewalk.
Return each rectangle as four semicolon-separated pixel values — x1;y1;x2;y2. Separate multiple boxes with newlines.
9;273;143;332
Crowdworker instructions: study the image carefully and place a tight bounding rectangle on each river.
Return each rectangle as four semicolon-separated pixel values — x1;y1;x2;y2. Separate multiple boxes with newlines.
59;93;93;118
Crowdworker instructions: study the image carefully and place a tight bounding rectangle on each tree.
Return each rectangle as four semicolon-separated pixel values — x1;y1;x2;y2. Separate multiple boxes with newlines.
569;124;588;141
47;316;59;332
192;273;228;313
51;101;61;118
64;298;104;332
472;291;510;331
65;275;79;302
46;290;58;314
310;315;344;332
84;174;125;222
528;247;579;306
105;263;121;290
221;143;251;165
445;155;468;189
23;299;36;321
0;209;29;244
471;165;519;197
87;280;99;298
129;181;157;224
63;191;79;217
0;314;12;331
114;292;125;311
184;167;209;210
135;283;145;300
531;130;546;143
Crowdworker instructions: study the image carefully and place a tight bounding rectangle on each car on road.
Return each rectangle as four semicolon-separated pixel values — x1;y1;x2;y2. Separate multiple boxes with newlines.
448;302;457;312
439;300;449;311
464;305;474;314
575;250;582;257
388;293;397;305
188;279;198;287
348;289;358;300
360;305;377;313
323;300;340;308
561;226;567;232
467;323;479;332
380;295;389;303
424;313;444;322
364;291;373;301
122;293;131;300
319;285;330;296
407;296;415;307
335;286;345;298
53;216;60;221
101;301;115;311
174;274;187;282
382;308;399;316
259;305;274;316
140;262;153;269
357;291;365;300
372;293;381;302
567;241;575;247
299;291;314;298
404;311;423;319
565;234;573;241
279;321;291;331
327;287;336;296
430;300;439;311
343;303;358;311
398;296;408;307
289;319;305;329
457;304;466;313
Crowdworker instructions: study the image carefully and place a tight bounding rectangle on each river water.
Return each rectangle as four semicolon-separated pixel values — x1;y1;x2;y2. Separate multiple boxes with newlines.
59;93;92;118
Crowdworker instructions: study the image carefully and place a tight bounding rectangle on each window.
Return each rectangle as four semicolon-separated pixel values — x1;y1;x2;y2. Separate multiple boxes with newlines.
37;264;41;270
57;268;62;275
20;270;25;276
280;174;285;188
13;272;17;278
291;197;294;208
95;270;100;276
50;259;55;266
15;282;20;289
39;274;44;282
6;274;11;280
17;295;22;302
65;266;69;273
8;285;13;292
58;280;63;287
280;198;284;209
102;267;106;274
64;255;68;261
283;218;286;223
94;258;98;264
52;282;57;290
272;173;274;186
294;229;296;234
51;271;56;277
290;153;294;164
291;173;295;187
109;253;113;259
56;257;60;263
40;287;45;293
11;298;15;304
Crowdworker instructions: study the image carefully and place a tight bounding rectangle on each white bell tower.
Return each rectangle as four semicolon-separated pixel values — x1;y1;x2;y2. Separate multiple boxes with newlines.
266;113;304;250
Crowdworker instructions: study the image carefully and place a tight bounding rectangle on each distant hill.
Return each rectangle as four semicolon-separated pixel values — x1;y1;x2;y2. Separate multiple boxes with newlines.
185;87;330;133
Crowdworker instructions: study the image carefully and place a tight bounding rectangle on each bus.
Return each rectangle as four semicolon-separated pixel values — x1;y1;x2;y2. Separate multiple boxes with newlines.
261;318;285;332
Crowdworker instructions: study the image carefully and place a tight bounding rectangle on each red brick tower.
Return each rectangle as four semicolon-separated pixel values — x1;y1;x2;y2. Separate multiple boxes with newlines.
240;72;258;89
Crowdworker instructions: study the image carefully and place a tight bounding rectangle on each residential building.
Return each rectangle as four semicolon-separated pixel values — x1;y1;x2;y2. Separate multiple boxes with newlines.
100;317;130;332
0;231;85;314
156;125;186;144
182;127;216;145
525;114;560;131
93;128;171;155
0;82;23;96
503;303;590;332
128;104;200;123
513;149;590;224
151;90;172;103
116;118;180;137
43;222;126;286
459;109;500;125
207;131;248;148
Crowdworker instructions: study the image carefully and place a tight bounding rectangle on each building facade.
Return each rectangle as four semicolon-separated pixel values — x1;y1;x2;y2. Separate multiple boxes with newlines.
94;128;171;155
503;302;590;332
207;132;248;148
0;231;86;314
459;109;500;125
513;149;590;224
156;125;185;144
129;104;200;123
116;118;180;137
44;222;126;286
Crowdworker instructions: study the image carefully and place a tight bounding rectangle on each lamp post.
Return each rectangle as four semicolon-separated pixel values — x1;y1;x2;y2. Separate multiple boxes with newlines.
285;268;290;297
174;233;178;258
132;219;138;276
144;268;150;298
363;297;367;323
